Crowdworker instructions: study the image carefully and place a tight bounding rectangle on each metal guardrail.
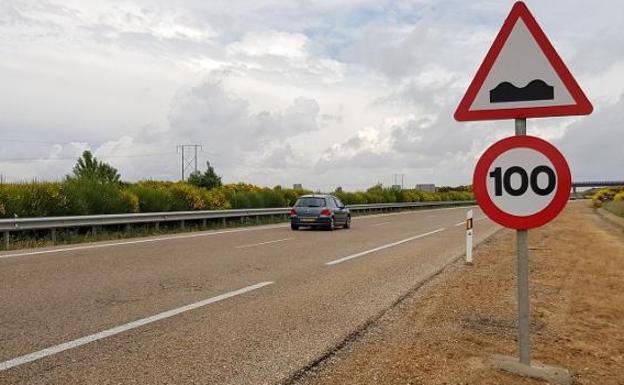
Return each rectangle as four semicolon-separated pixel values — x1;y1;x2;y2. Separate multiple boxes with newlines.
572;180;624;188
0;200;475;247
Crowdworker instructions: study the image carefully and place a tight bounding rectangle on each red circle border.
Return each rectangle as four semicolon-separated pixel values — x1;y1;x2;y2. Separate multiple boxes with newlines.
473;136;571;229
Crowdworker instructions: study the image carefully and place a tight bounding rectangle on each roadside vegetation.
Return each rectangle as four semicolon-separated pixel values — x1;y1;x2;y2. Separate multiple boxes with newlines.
0;151;473;219
591;186;624;217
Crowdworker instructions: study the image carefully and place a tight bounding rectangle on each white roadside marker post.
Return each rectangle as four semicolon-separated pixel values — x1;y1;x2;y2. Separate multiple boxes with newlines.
465;209;473;265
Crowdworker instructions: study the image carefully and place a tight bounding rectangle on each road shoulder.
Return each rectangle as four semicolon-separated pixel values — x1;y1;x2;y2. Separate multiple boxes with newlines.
293;202;624;385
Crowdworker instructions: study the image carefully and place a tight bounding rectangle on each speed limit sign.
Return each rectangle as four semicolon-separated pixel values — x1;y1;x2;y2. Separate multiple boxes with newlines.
473;135;571;229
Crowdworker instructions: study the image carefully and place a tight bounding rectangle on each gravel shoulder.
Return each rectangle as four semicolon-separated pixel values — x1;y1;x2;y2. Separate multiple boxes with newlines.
294;202;624;385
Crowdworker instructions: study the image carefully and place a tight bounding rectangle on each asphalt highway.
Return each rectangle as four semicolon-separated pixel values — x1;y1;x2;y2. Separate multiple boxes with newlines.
0;206;498;385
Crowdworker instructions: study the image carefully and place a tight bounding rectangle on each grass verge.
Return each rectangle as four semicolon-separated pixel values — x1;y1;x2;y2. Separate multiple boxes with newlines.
604;200;624;217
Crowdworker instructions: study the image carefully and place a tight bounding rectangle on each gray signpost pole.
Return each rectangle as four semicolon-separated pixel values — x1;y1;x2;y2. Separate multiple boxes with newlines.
515;118;531;365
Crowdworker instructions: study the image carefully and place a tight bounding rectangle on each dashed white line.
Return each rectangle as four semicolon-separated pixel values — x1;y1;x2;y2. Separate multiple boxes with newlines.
325;228;446;266
371;221;391;227
235;238;294;249
0;281;274;372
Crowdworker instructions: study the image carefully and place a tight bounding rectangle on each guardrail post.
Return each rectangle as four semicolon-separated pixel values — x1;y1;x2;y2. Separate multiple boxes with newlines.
202;218;207;228
240;216;245;225
126;223;131;232
155;222;159;231
180;220;185;230
256;215;260;224
91;226;97;237
222;217;226;227
51;228;56;243
4;231;9;249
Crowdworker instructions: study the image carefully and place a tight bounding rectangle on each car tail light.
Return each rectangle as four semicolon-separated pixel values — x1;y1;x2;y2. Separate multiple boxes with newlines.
290;208;297;217
320;208;332;216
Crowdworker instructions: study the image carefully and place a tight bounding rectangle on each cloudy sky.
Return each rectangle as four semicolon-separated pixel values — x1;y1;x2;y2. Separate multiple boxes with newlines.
1;0;622;190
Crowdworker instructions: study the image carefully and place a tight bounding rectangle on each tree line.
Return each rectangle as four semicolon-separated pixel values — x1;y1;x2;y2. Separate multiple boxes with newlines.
0;151;473;218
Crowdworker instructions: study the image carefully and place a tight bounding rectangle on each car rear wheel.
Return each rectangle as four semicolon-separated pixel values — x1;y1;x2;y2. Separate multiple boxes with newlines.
343;215;351;229
291;223;299;231
327;217;335;231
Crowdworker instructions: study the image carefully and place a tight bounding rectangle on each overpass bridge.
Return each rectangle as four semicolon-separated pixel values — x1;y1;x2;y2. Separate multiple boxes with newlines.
571;180;624;196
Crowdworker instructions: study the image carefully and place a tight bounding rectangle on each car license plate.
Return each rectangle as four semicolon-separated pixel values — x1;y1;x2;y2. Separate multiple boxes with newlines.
302;218;315;222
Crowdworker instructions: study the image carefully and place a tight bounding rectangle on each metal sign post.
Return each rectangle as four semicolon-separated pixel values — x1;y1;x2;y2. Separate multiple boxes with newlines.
514;118;530;365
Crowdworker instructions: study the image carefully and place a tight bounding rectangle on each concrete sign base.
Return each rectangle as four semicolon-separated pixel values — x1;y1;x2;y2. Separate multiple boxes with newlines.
490;354;572;385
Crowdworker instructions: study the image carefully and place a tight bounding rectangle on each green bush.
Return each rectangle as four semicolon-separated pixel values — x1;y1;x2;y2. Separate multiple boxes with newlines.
0;179;474;217
259;189;286;207
592;188;616;208
0;182;70;217
167;183;205;211
63;178;138;214
230;192;251;209
199;188;230;210
128;183;172;212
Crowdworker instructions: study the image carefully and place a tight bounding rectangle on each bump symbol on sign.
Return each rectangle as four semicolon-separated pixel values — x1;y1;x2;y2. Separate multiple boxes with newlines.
490;79;554;103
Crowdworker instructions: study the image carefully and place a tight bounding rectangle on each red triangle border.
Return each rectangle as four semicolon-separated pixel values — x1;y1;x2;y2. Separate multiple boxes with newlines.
454;1;593;121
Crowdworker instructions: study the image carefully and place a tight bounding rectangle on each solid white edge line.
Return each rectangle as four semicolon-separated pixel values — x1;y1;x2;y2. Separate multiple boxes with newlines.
0;281;274;372
235;238;294;249
325;228;446;266
371;221;391;227
0;225;288;260
353;205;478;221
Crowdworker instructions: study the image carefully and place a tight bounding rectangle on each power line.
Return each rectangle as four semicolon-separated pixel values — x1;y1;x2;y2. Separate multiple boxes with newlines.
0;152;177;162
0;139;70;145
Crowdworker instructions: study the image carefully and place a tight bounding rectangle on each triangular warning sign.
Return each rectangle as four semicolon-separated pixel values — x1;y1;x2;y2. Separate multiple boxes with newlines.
455;1;592;121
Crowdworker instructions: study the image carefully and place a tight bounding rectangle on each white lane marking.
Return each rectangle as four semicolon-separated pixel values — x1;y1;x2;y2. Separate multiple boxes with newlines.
371;222;391;227
235;238;294;249
353;205;478;221
325;228;446;266
0;225;288;260
0;281;274;372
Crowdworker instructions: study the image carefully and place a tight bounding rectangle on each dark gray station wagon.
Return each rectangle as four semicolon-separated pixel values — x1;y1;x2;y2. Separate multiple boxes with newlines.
289;194;351;231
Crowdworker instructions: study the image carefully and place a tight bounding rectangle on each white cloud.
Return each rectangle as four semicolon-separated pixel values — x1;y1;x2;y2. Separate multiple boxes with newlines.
1;0;623;190
227;31;309;58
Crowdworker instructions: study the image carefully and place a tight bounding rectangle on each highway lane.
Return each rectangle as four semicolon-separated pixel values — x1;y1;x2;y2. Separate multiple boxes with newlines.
0;206;499;385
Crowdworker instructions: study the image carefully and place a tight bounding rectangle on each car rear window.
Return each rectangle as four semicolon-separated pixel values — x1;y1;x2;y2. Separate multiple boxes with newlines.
294;197;326;207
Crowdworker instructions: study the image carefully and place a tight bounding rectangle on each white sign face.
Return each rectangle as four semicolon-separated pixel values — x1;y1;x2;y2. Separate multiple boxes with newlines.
485;148;557;217
470;19;574;111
